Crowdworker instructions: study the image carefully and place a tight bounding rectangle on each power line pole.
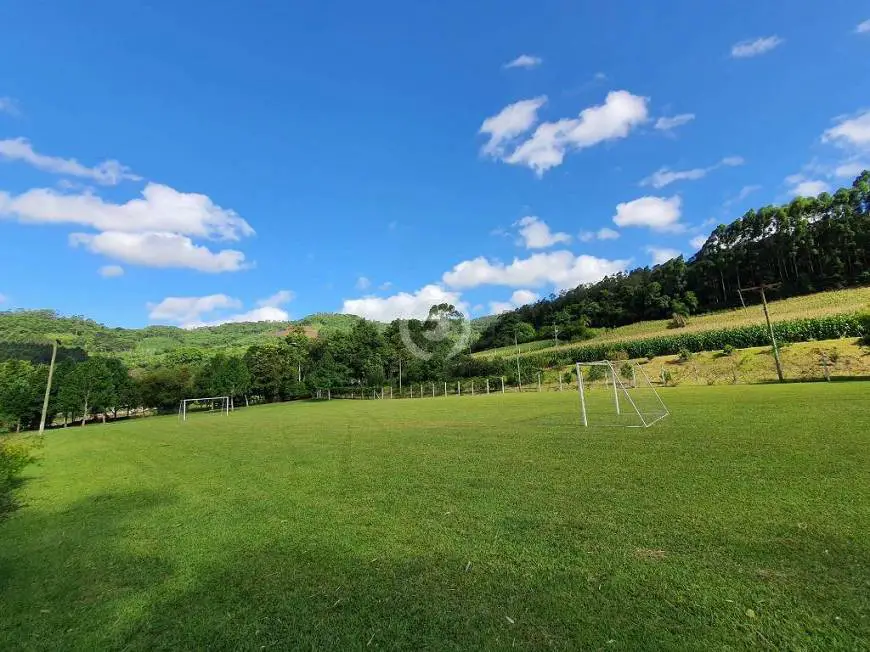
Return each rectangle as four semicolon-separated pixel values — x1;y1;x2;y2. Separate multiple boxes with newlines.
38;339;59;436
398;356;403;396
514;330;522;391
743;283;784;382
553;321;559;345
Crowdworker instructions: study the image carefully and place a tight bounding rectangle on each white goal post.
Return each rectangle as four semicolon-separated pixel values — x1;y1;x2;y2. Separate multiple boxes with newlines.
575;361;669;428
178;396;231;422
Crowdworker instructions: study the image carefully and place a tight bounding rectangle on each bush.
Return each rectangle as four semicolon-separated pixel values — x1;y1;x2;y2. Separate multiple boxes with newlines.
669;312;689;329
859;310;870;345
585;365;606;382
677;348;692;363
660;369;673;386
619;363;634;381
722;344;735;356
605;348;629;361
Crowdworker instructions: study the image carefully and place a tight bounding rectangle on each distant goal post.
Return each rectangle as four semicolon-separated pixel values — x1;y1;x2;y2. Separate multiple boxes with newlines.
178;396;231;421
575;361;669;428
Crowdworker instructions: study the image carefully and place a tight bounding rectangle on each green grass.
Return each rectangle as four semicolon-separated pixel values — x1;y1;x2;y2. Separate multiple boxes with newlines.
1;385;869;650
474;286;870;359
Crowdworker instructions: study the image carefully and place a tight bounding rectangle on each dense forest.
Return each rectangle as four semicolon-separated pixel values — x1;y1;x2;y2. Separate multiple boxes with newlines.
473;171;870;350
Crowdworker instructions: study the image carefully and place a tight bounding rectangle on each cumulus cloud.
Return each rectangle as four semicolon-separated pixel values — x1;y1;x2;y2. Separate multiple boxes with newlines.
654;113;695;130
822;110;870;150
647;247;682;265
785;175;830;197
70;231;248;273
834;161;869;178
355;276;371;290
579;227;620;242
0;98;21;117
98;265;124;278
0;183;253;241
442;251;628;291
640;156;744;189
856;19;870;34
149;291;293;328
257;290;294;308
148;294;242;324
514;216;571;249
503;54;542;69
342;284;465;322
731;36;784;58
0;138;140;185
612;196;683;232
504;90;649;175
489;288;539;314
479;96;547;156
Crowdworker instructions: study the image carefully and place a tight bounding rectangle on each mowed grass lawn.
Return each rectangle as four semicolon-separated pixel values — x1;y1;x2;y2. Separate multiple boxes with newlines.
2;384;869;650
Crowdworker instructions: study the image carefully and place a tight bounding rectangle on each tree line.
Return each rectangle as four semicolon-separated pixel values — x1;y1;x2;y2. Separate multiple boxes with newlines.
474;171;870;351
0;305;519;432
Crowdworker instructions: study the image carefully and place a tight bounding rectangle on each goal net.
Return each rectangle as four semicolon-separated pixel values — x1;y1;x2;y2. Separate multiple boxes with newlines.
178;396;231;422
575;361;668;428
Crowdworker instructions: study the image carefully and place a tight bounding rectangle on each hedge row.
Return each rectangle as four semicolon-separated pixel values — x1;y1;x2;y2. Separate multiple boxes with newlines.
495;313;866;370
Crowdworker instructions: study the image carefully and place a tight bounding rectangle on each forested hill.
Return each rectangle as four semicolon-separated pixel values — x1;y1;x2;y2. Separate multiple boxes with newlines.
0;310;364;366
474;171;870;351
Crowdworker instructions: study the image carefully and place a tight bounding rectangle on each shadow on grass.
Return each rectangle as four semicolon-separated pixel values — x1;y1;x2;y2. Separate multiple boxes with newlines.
3;494;869;650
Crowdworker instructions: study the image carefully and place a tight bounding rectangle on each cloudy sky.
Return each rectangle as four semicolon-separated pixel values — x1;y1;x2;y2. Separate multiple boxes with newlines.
1;1;868;327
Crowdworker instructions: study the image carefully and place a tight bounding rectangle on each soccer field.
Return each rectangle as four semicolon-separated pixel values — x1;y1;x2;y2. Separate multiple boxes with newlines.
1;384;869;650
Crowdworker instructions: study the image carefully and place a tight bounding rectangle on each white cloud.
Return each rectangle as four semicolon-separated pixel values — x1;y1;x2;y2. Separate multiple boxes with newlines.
0;138;140;185
647;247;681;265
442;250;628;291
490;288;539;314
580;227;620;242
0;293;7;304
378;281;393;291
834;161;868;178
0;183;253;241
503;54;542;69
504;90;649;175
479;96;547;156
732;185;762;203
856;19;870;34
640;156;744;189
654;113;695;130
786;177;830;197
690;235;707;250
257;290;294;308
149;292;292;328
98;264;124;278
822;110;870;150
515;216;571;249
731;36;784;58
0;98;21;117
613;196;683;232
70;231;248;272
342;284;465;322
148;294;242;324
355;276;371;290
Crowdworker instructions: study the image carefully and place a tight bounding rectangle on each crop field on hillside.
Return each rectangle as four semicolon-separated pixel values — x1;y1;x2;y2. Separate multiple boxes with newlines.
474;286;870;359
1;385;868;650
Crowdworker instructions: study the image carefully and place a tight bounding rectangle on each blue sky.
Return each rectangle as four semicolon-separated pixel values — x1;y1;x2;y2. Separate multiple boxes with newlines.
1;1;869;327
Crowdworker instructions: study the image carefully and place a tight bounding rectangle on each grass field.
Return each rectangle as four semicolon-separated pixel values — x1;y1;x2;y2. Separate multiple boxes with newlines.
474;286;870;359
1;385;869;650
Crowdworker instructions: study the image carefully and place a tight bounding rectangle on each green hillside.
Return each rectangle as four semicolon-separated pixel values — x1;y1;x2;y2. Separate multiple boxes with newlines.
0;309;364;366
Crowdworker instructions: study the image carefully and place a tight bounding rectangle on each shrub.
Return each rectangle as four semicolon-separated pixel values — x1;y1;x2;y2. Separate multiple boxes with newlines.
605;348;629;361
859;310;870;345
669;312;689;329
660;369;673;386
678;348;692;363
619;362;634;381
722;344;735;356
585;365;606;382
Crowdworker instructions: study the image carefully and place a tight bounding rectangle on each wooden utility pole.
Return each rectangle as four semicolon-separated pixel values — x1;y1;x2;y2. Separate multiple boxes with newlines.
38;340;59;435
743;283;784;382
514;330;522;391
